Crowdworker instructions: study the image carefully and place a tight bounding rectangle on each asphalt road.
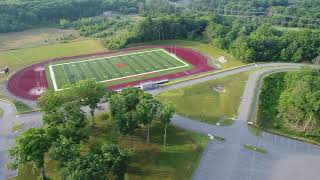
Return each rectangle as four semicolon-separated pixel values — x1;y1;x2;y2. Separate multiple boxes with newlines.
0;62;319;180
0;101;16;179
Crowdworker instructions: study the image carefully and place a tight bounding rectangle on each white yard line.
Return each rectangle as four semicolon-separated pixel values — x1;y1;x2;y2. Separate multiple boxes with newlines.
49;48;191;91
160;49;190;66
61;65;71;84
49;66;58;91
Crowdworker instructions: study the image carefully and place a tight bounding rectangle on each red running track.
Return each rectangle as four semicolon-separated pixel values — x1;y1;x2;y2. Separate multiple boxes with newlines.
7;45;214;101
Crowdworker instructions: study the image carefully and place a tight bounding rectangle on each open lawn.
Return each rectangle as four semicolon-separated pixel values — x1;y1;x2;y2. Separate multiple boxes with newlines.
0;39;105;70
157;71;250;125
47;49;192;91
131;40;245;69
0;28;79;51
13;113;207;180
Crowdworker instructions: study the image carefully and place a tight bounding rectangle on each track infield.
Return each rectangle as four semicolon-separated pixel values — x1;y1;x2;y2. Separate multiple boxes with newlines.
47;49;191;91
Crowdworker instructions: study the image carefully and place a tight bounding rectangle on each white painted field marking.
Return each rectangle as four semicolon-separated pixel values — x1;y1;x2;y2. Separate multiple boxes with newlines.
49;49;191;91
160;49;190;66
73;66;83;81
49;66;58;91
61;65;71;84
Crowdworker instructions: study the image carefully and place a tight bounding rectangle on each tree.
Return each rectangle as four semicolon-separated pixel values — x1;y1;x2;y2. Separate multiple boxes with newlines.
75;79;106;126
277;69;320;132
49;136;80;168
8;128;51;180
159;104;175;151
110;87;143;146
136;93;161;143
102;144;128;180
38;90;64;114
58;101;89;143
59;144;128;180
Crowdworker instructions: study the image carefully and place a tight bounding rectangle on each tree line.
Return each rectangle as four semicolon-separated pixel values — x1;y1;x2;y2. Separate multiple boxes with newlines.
0;0;107;32
256;68;320;139
1;0;319;33
0;0;176;33
204;18;320;63
103;13;210;49
189;0;320;29
103;12;320;63
8;79;175;180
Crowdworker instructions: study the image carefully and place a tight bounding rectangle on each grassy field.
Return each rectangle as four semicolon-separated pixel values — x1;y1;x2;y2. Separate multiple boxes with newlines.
0;39;105;70
47;49;192;90
0;28;79;51
13;113;207;180
157;71;250;125
132;40;245;69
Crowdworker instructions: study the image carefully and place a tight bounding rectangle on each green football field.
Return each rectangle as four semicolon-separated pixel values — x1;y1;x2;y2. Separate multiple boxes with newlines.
47;49;191;90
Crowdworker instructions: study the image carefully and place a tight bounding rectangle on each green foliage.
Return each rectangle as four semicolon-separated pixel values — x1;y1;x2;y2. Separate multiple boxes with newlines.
103;13;211;49
256;72;286;127
0;0;106;32
159;103;175;126
8;128;51;179
49;136;80;168
110;87;176;148
110;88;144;136
190;0;320;28
38;90;64;114
257;68;320;140
59;144;128;180
205;20;320;63
278;69;320;132
74;79;107;125
60;16;131;38
159;103;175;150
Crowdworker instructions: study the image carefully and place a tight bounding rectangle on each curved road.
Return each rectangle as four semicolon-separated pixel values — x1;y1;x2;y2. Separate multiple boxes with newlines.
0;63;319;180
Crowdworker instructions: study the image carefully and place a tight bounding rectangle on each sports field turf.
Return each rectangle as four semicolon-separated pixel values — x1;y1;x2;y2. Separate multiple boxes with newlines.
47;49;191;91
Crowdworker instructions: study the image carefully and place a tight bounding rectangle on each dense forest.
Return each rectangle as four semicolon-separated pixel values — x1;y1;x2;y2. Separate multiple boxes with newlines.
257;69;320;139
1;0;319;63
1;0;319;33
104;12;320;63
189;0;320;28
0;0;145;32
